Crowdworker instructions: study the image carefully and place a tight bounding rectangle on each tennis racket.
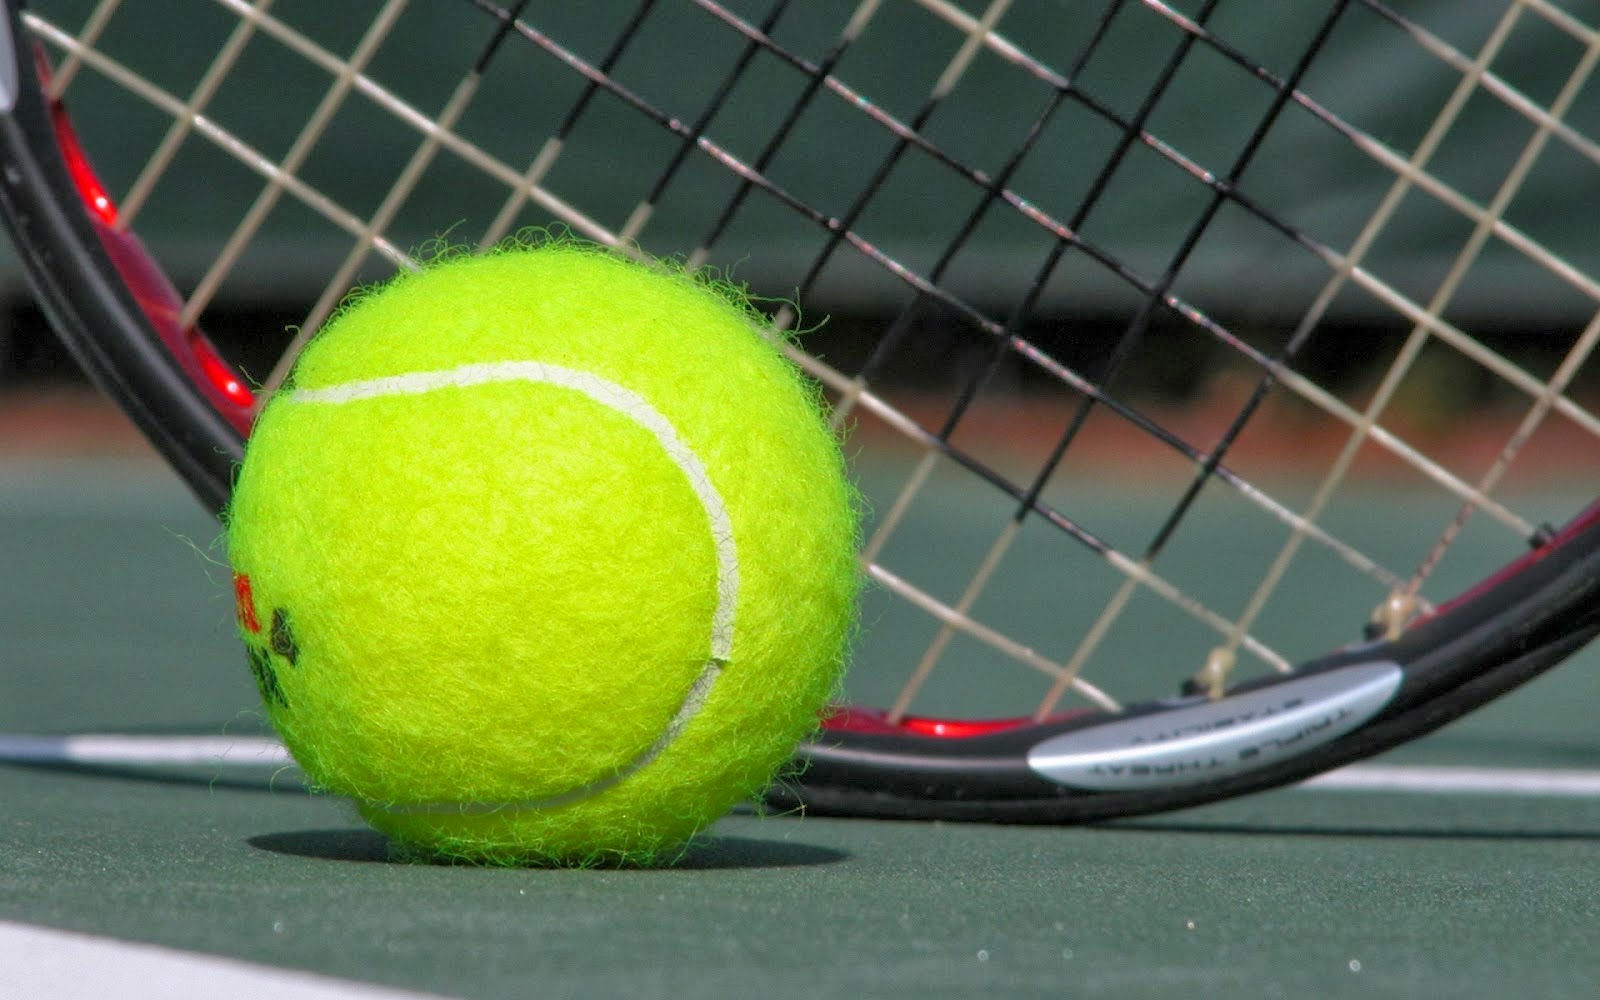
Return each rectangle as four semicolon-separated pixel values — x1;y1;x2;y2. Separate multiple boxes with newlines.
4;0;1599;824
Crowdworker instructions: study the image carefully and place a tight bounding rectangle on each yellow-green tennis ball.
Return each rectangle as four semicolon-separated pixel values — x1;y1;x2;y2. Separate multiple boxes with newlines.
225;244;858;866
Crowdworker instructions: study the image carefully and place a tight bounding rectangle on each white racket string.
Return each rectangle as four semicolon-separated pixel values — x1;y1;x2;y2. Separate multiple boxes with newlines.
19;0;1600;714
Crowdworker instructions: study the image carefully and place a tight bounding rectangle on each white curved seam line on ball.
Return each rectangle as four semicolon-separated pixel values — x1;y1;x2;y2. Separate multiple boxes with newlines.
288;360;738;813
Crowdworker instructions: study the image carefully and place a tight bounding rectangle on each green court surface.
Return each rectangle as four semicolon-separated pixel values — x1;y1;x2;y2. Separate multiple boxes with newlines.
3;445;1600;999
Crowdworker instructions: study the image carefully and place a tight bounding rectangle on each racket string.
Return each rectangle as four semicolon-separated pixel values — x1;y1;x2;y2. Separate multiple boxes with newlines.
21;0;1600;712
7;1;1407;699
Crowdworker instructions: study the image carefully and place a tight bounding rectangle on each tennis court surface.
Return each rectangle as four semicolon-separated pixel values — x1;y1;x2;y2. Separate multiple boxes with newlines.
3;407;1597;1000
5;3;1600;994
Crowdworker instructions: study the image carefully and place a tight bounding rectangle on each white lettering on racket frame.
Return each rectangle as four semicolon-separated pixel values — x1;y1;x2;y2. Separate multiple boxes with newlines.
1027;661;1404;790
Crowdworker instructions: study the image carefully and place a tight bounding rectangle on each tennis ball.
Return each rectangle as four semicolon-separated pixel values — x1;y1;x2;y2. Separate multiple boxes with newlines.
225;242;858;866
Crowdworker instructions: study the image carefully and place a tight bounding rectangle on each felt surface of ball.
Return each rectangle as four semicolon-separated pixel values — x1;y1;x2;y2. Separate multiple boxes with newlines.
226;244;858;866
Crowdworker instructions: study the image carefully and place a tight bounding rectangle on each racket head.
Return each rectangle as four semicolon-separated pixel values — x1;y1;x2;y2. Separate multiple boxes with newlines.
2;1;1599;821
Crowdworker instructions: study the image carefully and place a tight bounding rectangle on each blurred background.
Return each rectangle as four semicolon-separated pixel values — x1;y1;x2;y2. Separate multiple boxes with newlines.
3;1;1597;412
4;0;1599;723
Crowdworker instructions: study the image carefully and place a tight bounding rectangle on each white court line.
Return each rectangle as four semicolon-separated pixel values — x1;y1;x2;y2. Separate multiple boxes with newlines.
0;920;455;1000
2;734;1599;799
1303;764;1600;798
0;734;293;767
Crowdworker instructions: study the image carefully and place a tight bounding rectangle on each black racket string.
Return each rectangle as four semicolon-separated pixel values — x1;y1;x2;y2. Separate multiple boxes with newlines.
458;0;1431;685
22;1;1590;713
36;4;1421;680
